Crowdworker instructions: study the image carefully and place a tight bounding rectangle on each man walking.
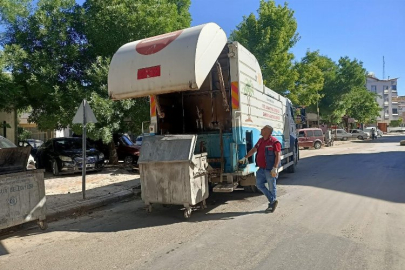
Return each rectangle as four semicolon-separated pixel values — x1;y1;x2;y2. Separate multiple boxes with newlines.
239;125;281;213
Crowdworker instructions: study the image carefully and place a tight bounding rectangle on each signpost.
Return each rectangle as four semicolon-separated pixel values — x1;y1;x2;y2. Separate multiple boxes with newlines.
73;99;97;200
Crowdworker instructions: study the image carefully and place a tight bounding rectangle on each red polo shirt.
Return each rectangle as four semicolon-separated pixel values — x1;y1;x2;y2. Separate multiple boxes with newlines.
255;136;281;169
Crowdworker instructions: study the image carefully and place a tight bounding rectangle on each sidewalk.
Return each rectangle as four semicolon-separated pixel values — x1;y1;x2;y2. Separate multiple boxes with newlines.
44;165;141;221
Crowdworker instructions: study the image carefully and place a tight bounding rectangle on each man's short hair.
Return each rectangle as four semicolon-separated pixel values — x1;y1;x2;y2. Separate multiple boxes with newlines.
263;125;273;131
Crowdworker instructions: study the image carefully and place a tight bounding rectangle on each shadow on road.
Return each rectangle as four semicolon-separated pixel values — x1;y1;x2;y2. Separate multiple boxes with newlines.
0;242;8;256
1;136;404;238
278;135;405;204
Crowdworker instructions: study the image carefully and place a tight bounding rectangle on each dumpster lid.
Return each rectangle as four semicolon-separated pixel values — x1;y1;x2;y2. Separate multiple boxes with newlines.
138;135;197;164
0;147;30;175
108;23;227;100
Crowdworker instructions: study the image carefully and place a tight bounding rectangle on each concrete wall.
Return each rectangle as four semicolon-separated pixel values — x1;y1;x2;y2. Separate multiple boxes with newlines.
0;110;18;144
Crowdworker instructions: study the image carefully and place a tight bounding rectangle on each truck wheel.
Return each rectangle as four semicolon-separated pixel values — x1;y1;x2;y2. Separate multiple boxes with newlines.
314;142;322;149
287;146;297;173
357;135;363;140
342;137;348;141
244;185;259;193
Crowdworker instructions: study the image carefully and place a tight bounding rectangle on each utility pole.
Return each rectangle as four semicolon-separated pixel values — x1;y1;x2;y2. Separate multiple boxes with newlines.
317;92;320;127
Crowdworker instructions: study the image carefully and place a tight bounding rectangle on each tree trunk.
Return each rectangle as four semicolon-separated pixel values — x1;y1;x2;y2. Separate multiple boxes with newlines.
108;141;119;164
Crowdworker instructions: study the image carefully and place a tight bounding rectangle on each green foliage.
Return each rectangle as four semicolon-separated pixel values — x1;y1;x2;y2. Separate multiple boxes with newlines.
83;0;191;58
0;0;31;25
230;0;299;94
1;0;88;129
318;57;379;124
78;0;190;141
17;126;31;141
290;50;335;106
1;0;191;146
390;119;402;127
71;57;149;143
344;88;381;123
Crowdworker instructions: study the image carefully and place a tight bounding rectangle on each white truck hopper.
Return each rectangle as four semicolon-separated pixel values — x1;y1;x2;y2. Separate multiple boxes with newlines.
108;23;227;99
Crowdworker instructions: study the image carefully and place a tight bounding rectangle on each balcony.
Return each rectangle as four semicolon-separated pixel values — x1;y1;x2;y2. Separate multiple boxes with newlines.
384;115;389;119
384;101;389;106
384;90;389;94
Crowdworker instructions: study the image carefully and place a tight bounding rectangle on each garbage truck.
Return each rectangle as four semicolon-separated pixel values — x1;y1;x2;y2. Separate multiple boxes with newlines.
108;23;298;216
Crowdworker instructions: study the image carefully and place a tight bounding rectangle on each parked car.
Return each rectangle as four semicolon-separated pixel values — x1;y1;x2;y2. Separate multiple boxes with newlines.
35;137;105;176
298;128;324;149
18;139;44;156
82;134;140;164
349;129;370;140
0;135;36;169
363;127;383;138
135;135;143;146
333;129;353;141
114;134;141;164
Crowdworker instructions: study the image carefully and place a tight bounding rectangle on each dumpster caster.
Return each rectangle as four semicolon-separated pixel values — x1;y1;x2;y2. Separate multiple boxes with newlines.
146;204;152;213
37;220;48;230
184;208;192;219
200;200;207;209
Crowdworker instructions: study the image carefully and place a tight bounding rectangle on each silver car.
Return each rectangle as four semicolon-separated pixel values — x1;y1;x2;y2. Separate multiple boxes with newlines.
333;129;353;141
349;129;370;140
363;127;383;138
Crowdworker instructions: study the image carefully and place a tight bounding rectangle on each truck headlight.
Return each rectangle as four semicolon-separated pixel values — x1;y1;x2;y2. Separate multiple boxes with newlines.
59;155;72;162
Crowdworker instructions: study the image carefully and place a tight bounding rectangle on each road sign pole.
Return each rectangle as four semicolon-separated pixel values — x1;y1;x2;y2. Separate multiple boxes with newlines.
72;98;97;201
82;99;87;200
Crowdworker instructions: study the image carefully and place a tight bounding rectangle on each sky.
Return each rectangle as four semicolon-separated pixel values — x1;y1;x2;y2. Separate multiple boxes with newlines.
190;0;405;96
2;0;404;95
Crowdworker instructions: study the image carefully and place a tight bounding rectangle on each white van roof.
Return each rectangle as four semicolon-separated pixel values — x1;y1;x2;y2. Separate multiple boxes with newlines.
108;23;227;100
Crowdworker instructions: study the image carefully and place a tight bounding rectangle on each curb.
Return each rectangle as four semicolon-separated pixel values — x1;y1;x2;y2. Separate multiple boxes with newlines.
46;186;141;221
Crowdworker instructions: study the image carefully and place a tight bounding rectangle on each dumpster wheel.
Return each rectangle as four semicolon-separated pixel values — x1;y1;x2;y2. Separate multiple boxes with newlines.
37;220;48;230
200;200;207;209
146;204;152;213
184;208;192;219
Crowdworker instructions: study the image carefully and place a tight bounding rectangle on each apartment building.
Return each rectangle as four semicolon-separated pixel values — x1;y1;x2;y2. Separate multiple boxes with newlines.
366;75;399;126
397;96;405;122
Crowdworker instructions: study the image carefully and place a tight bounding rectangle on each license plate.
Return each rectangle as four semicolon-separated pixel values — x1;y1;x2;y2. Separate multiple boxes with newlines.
80;164;94;168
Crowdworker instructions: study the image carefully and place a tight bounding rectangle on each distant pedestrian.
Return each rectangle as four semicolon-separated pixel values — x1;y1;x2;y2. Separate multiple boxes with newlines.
371;128;376;140
239;125;281;213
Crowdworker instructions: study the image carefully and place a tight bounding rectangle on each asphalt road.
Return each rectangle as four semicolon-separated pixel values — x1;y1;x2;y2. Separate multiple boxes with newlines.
1;135;405;270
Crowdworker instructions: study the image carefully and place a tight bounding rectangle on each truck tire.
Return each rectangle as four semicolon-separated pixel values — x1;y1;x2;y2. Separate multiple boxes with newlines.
244;185;259;193
287;145;297;173
314;141;322;149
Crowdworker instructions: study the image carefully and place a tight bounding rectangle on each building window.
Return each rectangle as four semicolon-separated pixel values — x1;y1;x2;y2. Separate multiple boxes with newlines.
371;85;377;93
383;85;389;90
392;108;398;114
392;85;397;90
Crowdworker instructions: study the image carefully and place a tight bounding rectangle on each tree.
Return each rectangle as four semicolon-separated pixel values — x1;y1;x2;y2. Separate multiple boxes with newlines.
230;0;299;94
318;56;380;125
75;0;191;163
345;87;381;124
290;50;336;107
1;0;88;130
1;0;191;163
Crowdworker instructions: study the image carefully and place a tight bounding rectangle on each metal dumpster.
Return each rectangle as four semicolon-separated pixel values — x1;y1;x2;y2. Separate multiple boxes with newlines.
138;135;208;218
0;147;47;230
